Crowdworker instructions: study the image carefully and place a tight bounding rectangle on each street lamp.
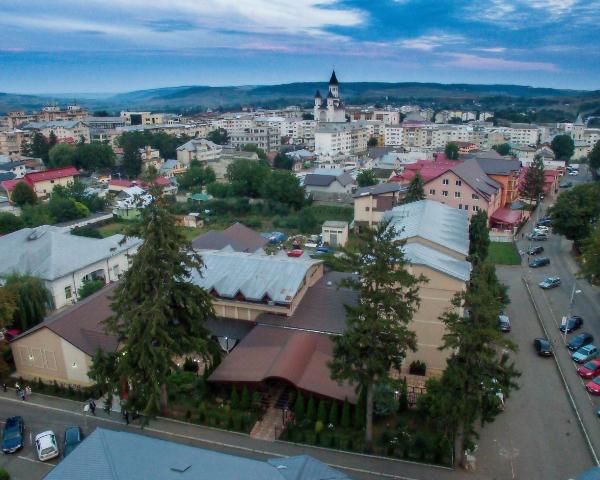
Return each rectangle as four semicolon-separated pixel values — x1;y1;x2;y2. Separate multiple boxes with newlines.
562;280;582;344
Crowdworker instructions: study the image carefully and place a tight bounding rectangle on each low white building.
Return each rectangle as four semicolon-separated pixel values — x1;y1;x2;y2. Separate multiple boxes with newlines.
176;138;223;166
0;225;142;309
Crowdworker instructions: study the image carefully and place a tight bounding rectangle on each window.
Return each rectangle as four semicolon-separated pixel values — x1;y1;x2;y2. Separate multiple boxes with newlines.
442;178;449;185
65;286;72;299
429;189;436;195
455;180;462;186
473;205;480;212
464;204;469;211
472;193;479;200
442;190;448;197
454;191;461;198
365;206;370;211
458;204;463;210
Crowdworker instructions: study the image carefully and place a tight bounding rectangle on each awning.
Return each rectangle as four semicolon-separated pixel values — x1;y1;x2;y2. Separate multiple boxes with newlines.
491;207;522;226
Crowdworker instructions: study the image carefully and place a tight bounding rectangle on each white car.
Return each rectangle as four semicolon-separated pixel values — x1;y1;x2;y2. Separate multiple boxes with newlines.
533;226;550;234
569;170;578;176
35;431;59;461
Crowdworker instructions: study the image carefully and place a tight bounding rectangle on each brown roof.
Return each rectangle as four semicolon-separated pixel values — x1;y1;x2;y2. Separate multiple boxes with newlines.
208;324;357;403
192;222;267;253
257;272;356;334
15;283;118;356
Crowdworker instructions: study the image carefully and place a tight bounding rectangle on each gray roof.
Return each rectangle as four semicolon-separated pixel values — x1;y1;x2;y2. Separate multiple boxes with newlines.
190;250;322;304
353;182;406;198
383;200;470;256
472;157;520;176
403;243;471;282
159;159;180;171
0;172;15;182
304;174;335;187
0;161;24;171
0;225;142;282
44;428;351;480
451;160;500;199
23;120;84;129
192;223;267;253
323;221;348;228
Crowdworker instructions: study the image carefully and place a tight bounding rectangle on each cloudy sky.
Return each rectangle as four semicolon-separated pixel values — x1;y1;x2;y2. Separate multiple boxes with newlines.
0;0;598;93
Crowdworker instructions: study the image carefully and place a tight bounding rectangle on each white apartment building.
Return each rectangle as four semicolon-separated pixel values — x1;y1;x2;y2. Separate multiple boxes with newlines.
314;122;368;156
507;124;540;146
120;111;165;126
384;124;404;146
22;120;90;143
229;125;280;151
0;129;30;156
176;138;223;166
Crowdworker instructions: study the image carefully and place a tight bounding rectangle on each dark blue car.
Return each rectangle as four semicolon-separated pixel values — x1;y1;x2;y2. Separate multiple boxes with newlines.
2;416;24;454
63;426;83;457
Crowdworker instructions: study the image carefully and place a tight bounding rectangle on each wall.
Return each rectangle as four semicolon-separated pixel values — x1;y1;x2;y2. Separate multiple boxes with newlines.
32;175;76;199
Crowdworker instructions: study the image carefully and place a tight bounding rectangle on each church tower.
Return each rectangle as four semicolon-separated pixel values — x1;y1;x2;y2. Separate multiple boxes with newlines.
313;70;345;123
328;70;339;98
573;113;585;141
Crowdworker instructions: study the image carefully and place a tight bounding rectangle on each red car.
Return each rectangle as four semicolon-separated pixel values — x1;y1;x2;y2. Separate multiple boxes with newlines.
578;359;600;379
286;249;304;257
585;377;600;395
3;329;22;342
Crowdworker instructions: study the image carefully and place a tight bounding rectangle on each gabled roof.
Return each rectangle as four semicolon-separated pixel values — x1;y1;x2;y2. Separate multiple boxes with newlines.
353;182;406;198
25;166;79;184
383;200;470;256
0;225;141;281
192;222;267;253
303;174;336;187
14;283;119;356
0;161;25;171
44;428;351;480
189;250;322;304
472;156;521;176
403;243;471;282
450;160;500;199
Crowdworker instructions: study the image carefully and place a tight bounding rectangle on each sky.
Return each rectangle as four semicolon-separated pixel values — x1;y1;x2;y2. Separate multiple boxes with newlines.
0;0;599;94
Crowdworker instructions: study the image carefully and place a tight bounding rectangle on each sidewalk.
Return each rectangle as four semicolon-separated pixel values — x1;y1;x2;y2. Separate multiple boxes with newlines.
0;388;460;480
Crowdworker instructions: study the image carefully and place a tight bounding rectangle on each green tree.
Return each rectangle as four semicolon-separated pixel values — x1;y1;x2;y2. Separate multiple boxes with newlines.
71;225;102;238
75;143;116;171
53;178;106;213
20;204;54;227
48;196;89;222
468;211;490;264
231;387;239;410
418;261;517;467
77;278;105;300
520;155;545;203
207;128;229;145
28;132;51;164
581;223;600;281
356;169;377;188
329;400;339;426
240;386;251;410
589;140;600;178
0;212;24;235
340;399;351;428
398;378;408;413
297;207;318;233
273;153;293;170
11;182;37;206
294;392;305;422
367;136;378;147
49;143;77;167
492;143;511;156
404;172;425;203
242;144;267;160
48;131;58;152
227;159;270;198
306;396;316;422
3;274;52;331
176;165;216;191
329;220;426;451
550;182;600;248
261;170;305;209
445;142;459;160
551;134;575;160
98;186;216;418
317;399;327;423
0;289;17;329
122;146;142;177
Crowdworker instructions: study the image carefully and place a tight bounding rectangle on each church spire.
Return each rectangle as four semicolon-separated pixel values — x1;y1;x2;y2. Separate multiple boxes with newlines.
329;70;339;86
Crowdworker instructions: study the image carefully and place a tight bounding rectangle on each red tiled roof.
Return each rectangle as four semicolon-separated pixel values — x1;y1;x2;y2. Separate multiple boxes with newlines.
396;160;458;183
109;179;136;188
26;166;79;184
1;178;24;193
153;176;171;187
491;207;522;225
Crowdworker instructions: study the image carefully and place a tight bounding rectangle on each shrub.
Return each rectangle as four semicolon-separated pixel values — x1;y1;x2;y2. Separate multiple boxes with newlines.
251;391;262;411
231;386;239;410
340;399;351;428
233;414;242;431
317;399;327;423
374;383;398;417
306;396;316;422
167;371;197;396
182;357;199;373
328;401;339;426
240;386;251;410
409;360;427;376
0;467;10;480
315;420;324;434
71;225;102;238
294;392;305;422
398;378;409;413
77;278;105;300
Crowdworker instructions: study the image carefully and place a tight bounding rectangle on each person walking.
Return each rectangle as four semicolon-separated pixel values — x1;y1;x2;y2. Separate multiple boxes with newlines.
25;386;31;397
89;399;96;416
20;389;25;401
123;409;130;425
2;383;7;392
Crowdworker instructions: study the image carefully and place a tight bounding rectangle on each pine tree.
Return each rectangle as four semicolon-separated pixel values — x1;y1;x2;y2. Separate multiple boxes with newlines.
353;390;365;429
445;142;459;160
403;172;425;204
341;399;351;428
306;396;316;422
230;387;239;410
398;378;408;413
468;211;490;264
328;401;339;426
294;392;305;422
520;155;545;203
329;219;425;451
101;185;215;419
240;386;251;410
317;399;327;423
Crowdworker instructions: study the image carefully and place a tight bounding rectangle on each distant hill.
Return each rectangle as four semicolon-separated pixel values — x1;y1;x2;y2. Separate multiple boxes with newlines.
1;82;599;114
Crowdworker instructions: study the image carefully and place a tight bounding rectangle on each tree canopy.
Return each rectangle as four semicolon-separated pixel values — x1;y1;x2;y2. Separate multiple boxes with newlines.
261;169;305;210
551;134;575;160
519;155;545;203
581;223;600;282
273;152;293;170
2;274;52;331
176;164;216;191
207;128;229;145
367;136;378;147
445;142;459;160
0;212;24;235
404;172;425;204
356;169;377;188
241;144;267;160
11;182;37;207
550;182;600;248
226;159;271;198
329;220;426;450
492;143;511;156
468;211;490;264
589;140;600;178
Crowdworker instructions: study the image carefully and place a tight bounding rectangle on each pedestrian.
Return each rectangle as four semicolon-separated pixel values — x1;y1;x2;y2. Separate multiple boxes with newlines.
124;409;130;425
25;386;31;397
20;389;25;401
2;383;7;392
89;399;96;416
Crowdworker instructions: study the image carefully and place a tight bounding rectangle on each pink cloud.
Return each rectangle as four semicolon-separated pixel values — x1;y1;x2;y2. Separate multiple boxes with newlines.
442;53;558;72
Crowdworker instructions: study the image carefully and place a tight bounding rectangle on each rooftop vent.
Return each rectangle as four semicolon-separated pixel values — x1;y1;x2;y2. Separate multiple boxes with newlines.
170;463;191;473
27;228;47;241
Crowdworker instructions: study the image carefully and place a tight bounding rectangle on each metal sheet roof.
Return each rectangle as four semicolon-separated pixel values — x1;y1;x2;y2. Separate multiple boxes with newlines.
190;250;322;304
403;243;471;282
383;200;470;256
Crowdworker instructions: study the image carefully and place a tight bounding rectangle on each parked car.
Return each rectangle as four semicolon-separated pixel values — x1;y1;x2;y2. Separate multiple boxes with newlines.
35;431;59;461
533;226;550;234
2;416;24;454
568;332;594;351
572;344;599;364
537;218;552;227
286;249;304;257
539;276;561;289
569;170;579;176
2;329;22;342
560;181;573;188
533;338;552;356
577;359;600;379
316;246;331;254
527;233;549;241
529;257;550;268
528;246;544;256
586;377;600;395
63;426;82;457
498;314;511;332
560;315;584;333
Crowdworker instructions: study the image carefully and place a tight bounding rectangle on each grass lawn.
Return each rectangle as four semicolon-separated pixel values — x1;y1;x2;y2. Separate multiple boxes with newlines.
97;221;130;238
489;242;522;265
